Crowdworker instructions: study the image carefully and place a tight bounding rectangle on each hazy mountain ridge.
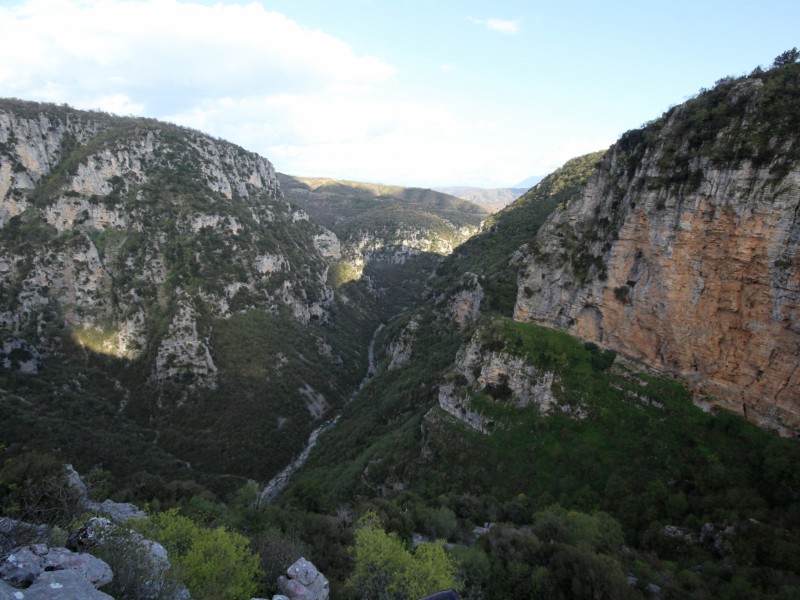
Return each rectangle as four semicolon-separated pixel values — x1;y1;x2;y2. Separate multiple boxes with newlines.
279;174;487;296
514;174;546;188
433;185;529;212
279;174;487;232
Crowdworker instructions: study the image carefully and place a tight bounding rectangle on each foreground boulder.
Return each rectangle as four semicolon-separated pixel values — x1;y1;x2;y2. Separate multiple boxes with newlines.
0;544;112;588
0;569;114;600
0;544;112;599
0;519;50;554
273;557;329;600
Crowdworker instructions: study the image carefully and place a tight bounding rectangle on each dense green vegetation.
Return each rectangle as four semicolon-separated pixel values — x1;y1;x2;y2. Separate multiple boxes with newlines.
613;48;800;194
278;315;800;598
136;509;262;600
346;511;459;599
0;340;199;499
433;151;605;315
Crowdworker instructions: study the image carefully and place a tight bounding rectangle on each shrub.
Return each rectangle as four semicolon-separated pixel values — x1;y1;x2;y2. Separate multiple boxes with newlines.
250;528;309;594
346;511;459;600
138;509;261;600
613;285;631;303
0;453;84;534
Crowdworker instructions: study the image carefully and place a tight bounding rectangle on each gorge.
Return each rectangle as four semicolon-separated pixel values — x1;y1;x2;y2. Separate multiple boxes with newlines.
2;53;800;600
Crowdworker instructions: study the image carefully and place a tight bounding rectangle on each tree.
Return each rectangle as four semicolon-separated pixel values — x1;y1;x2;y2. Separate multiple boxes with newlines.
346;512;459;600
180;525;261;600
772;47;800;68
140;510;261;600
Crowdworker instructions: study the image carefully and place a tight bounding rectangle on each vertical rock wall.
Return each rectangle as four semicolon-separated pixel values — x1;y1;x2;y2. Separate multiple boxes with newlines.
514;100;800;433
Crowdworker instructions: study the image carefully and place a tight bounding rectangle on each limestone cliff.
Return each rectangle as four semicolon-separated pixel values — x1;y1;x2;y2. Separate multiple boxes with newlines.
444;273;485;330
387;315;420;370
0;100;335;390
0;99;360;482
437;323;582;433
514;67;800;434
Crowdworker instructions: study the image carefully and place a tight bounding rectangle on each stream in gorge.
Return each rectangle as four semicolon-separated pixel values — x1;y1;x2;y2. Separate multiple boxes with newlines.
259;323;385;504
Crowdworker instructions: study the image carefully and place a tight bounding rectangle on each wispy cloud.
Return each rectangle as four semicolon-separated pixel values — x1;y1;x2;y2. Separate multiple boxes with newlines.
0;0;396;116
0;1;542;186
468;16;521;35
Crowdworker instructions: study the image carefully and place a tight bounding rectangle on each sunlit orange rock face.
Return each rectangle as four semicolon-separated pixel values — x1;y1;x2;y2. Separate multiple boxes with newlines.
514;112;800;434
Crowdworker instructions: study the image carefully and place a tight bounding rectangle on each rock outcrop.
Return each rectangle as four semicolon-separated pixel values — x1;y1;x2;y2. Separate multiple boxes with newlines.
0;513;188;600
273;557;329;600
445;273;484;330
66;517;189;600
64;464;146;524
152;296;218;392
514;73;800;434
438;325;581;433
0;544;113;599
387;315;420;370
0;568;115;600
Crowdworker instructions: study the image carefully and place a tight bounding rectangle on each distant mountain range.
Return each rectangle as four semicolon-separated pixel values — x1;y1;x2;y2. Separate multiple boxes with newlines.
513;174;545;188
434;175;543;212
433;185;528;212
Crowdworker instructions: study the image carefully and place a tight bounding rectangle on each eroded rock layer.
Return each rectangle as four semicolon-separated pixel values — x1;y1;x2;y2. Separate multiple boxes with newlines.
514;75;800;434
0;101;336;388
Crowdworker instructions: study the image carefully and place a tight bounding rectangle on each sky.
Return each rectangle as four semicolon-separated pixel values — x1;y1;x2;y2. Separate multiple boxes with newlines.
1;0;799;188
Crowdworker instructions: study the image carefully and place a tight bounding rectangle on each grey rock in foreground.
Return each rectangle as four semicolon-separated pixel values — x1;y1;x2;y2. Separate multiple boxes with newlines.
67;517;190;600
0;544;113;599
0;569;115;599
273;557;329;600
0;544;112;588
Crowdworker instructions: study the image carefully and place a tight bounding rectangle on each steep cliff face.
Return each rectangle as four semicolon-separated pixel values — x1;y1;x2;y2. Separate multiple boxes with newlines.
0;101;335;387
514;68;800;434
0;100;360;482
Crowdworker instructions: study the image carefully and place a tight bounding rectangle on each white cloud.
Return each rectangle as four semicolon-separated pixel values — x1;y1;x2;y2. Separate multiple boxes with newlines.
468;16;521;35
0;1;549;186
164;90;468;180
91;94;145;115
0;0;395;114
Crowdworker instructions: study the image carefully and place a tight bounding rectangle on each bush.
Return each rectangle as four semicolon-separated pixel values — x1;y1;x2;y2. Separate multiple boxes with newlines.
250;528;309;594
414;504;459;539
346;511;459;600
0;453;84;532
138;509;261;600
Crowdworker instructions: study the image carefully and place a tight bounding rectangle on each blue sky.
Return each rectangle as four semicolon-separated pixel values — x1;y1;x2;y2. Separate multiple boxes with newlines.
1;0;798;187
